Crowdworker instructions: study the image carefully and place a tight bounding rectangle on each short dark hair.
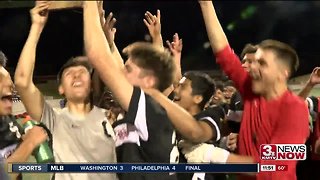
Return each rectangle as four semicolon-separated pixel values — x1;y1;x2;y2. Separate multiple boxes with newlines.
224;80;235;87
184;71;216;110
0;51;8;67
258;39;299;77
240;43;257;60
57;56;93;84
123;42;175;92
215;81;224;92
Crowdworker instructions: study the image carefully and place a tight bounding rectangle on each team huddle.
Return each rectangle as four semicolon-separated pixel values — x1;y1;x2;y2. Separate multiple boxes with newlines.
1;1;320;180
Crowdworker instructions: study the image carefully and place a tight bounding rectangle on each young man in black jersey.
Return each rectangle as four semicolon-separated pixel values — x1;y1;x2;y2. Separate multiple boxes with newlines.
83;2;178;180
172;72;221;143
175;72;224;180
144;71;224;180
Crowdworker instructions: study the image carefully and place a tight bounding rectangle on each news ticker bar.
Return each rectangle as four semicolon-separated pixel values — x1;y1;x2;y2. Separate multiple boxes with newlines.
8;164;260;173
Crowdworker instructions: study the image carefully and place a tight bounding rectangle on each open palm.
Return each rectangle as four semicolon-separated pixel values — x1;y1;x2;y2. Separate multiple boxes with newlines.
97;1;117;46
143;10;161;39
309;67;320;86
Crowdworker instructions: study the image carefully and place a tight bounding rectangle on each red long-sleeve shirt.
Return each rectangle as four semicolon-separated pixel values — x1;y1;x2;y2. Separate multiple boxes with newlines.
215;45;309;180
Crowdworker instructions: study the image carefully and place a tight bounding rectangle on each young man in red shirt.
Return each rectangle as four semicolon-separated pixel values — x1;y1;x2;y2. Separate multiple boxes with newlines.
181;2;309;180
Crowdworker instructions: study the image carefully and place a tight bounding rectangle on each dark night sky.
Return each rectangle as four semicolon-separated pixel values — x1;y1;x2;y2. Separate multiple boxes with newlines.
0;1;319;77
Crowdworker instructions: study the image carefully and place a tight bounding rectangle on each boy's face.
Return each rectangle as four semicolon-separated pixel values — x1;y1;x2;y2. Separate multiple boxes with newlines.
174;78;201;110
59;65;91;102
0;67;13;115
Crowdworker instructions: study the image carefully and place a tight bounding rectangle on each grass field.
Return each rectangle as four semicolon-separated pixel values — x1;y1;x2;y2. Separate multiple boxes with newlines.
311;87;320;96
309;88;320;96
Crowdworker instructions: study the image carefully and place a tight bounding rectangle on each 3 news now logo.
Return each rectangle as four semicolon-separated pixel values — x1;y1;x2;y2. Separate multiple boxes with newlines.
260;144;306;160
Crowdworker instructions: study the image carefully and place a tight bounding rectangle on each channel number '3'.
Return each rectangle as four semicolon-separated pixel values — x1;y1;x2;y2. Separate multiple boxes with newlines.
262;145;275;157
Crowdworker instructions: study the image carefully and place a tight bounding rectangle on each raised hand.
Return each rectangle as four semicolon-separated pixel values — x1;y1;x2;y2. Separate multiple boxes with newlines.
97;1;117;48
308;67;320;86
97;1;106;26
30;1;50;27
166;33;183;86
103;13;117;47
166;33;183;57
143;10;162;43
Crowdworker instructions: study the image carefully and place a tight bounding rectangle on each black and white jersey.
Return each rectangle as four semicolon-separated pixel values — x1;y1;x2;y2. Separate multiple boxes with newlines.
194;107;223;144
113;87;178;180
0;115;23;161
307;96;319;118
306;96;319;133
176;106;223;146
177;106;223;180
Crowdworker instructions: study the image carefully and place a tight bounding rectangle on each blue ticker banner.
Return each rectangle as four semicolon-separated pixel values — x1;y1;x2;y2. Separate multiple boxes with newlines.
9;163;259;173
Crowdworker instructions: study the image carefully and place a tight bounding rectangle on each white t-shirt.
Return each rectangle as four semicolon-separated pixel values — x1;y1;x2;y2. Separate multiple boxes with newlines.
41;102;118;180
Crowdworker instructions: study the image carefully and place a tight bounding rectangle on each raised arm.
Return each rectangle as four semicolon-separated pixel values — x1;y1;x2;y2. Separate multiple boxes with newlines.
98;1;124;69
199;1;251;96
166;33;183;87
83;1;133;111
92;2;123;106
144;88;216;143
143;10;163;48
14;1;50;121
298;67;320;99
199;1;228;53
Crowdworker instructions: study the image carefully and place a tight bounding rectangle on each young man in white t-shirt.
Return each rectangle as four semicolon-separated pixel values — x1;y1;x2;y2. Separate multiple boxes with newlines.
14;2;117;180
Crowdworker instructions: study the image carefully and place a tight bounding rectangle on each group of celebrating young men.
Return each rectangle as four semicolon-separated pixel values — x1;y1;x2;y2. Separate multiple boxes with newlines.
1;1;320;180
